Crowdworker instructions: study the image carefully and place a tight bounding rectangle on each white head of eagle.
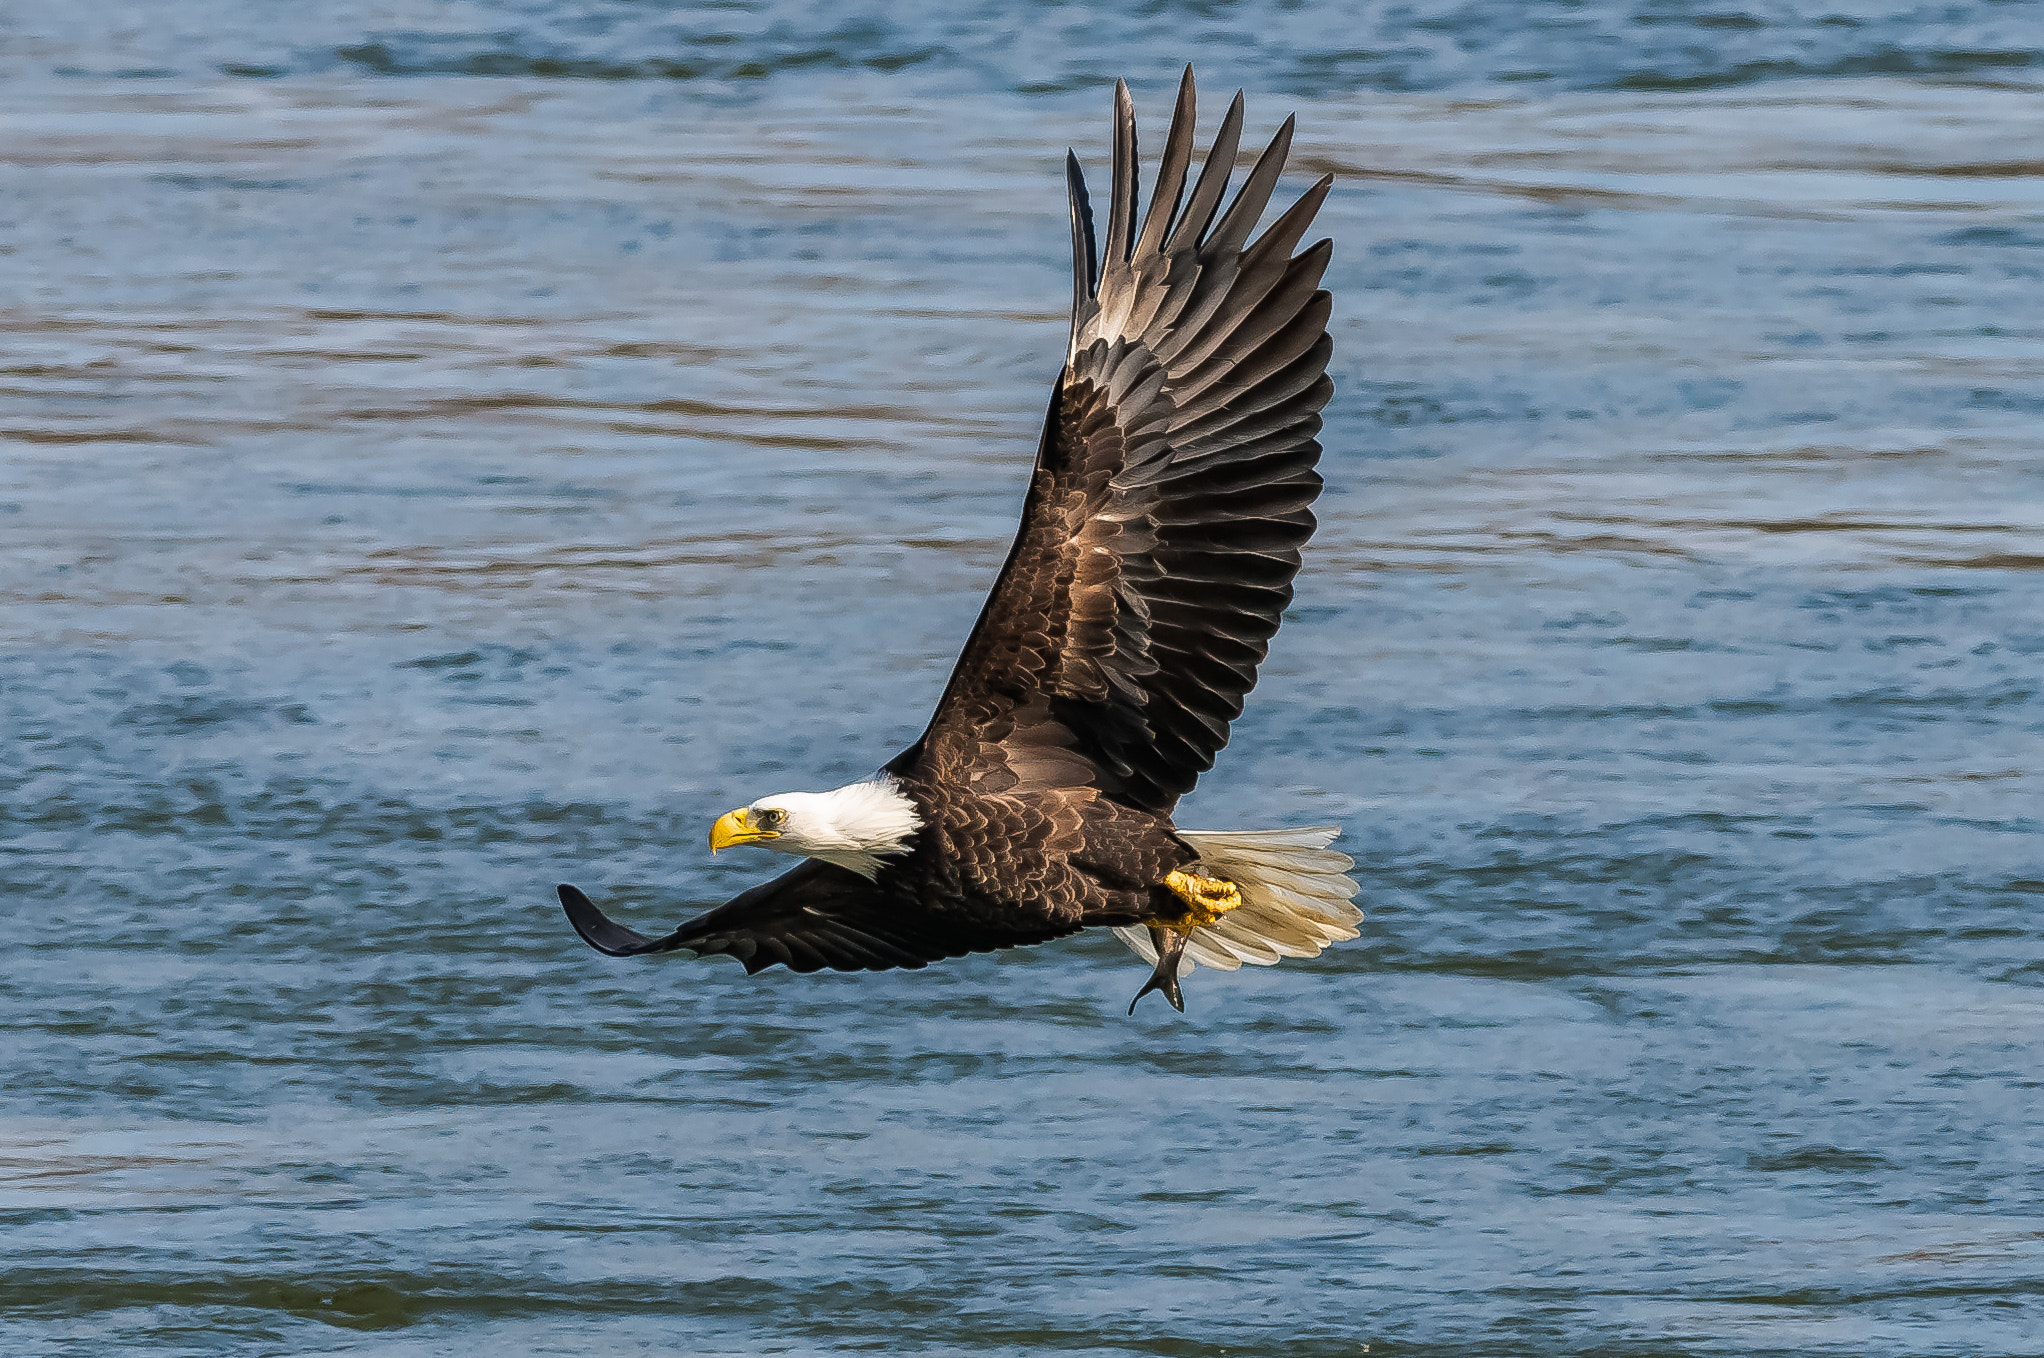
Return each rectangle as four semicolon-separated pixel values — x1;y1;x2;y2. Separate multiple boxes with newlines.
709;778;923;881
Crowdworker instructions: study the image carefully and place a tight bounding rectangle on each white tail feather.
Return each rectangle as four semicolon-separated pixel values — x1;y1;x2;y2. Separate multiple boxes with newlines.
1112;826;1361;976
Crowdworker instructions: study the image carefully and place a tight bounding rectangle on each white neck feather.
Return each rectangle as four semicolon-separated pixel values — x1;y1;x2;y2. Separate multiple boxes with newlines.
751;778;922;881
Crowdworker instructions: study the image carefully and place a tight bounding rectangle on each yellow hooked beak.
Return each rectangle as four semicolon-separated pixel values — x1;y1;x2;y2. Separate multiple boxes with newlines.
710;808;779;853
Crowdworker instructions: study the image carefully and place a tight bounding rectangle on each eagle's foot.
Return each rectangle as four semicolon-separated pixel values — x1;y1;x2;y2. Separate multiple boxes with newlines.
1149;868;1242;931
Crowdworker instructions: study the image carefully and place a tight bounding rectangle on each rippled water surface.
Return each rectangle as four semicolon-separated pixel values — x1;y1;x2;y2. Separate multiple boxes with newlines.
5;3;2044;1355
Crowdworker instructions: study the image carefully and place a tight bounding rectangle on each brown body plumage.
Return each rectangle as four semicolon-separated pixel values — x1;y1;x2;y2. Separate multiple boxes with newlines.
560;70;1359;1010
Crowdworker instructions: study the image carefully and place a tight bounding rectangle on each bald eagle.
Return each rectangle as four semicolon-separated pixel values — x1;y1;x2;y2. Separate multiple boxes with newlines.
559;70;1360;1012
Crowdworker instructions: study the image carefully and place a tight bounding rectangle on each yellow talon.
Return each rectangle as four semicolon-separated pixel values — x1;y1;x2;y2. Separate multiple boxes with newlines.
1146;868;1243;931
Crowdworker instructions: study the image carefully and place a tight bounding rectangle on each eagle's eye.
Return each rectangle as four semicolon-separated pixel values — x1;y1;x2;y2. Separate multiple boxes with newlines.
756;807;788;831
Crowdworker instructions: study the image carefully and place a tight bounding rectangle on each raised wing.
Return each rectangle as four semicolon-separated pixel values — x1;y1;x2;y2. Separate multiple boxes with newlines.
901;69;1334;813
559;862;1075;975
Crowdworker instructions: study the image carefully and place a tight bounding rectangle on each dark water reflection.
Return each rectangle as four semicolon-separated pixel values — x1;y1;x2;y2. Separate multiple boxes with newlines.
4;5;2044;1355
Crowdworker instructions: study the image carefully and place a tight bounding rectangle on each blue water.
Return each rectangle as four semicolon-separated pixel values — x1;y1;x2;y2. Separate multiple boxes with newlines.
4;3;2043;1354
16;0;2041;94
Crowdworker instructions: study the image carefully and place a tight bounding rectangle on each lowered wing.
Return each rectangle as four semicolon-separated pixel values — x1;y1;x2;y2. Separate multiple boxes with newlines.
898;68;1334;813
559;859;1077;974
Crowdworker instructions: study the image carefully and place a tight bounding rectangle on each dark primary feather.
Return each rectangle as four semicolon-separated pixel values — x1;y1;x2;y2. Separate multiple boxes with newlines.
906;66;1335;813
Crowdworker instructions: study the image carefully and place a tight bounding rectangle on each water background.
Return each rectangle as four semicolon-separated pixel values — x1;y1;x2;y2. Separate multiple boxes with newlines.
4;3;2044;1354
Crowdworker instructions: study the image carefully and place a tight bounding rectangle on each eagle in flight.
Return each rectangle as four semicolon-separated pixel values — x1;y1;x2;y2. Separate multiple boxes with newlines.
560;69;1360;1013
